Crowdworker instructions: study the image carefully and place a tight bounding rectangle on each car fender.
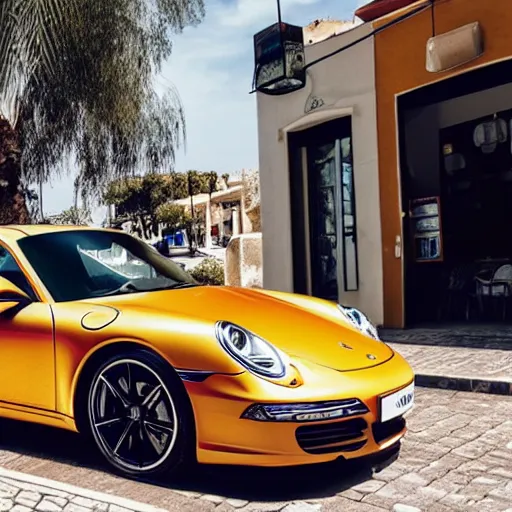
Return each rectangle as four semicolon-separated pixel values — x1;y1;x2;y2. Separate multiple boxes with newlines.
51;303;245;419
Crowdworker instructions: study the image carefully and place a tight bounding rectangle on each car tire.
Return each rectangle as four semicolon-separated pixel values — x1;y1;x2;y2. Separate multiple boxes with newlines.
84;348;195;478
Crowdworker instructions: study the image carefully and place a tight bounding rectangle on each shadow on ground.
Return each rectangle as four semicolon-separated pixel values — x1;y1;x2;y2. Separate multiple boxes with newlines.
0;417;384;502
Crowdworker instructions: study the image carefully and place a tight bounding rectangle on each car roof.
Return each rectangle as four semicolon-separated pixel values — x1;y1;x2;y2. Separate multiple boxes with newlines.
0;225;109;242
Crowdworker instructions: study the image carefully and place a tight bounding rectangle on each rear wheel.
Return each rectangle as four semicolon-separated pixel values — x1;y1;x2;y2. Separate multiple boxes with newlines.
85;349;194;477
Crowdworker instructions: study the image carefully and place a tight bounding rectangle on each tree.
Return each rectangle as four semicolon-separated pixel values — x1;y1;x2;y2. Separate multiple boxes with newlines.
104;177;143;219
0;118;28;224
168;171;188;200
51;206;92;226
222;173;230;188
0;0;205;224
104;173;174;238
104;170;218;243
186;170;204;249
204;171;218;246
156;203;191;229
206;171;218;197
186;170;206;197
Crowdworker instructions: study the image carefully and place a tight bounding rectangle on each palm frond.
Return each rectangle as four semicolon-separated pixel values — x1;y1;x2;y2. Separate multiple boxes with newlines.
0;0;204;200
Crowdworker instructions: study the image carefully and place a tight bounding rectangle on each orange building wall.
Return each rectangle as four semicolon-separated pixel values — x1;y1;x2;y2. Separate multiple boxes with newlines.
374;0;512;328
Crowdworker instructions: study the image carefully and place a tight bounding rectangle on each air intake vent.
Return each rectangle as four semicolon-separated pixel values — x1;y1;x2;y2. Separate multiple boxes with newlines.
296;418;367;454
372;416;406;444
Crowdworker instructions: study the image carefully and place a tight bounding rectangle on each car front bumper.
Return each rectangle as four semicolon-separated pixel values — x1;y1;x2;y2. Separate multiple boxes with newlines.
184;350;415;467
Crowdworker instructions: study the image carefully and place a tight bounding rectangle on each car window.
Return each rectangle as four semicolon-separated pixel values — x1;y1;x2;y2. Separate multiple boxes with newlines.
18;230;196;302
76;243;160;294
0;245;37;300
79;243;158;280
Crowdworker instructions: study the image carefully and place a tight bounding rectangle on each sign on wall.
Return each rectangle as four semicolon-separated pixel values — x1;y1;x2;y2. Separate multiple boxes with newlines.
253;22;306;96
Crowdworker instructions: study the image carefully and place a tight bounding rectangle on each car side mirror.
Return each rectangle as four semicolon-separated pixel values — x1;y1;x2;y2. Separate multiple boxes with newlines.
0;276;32;315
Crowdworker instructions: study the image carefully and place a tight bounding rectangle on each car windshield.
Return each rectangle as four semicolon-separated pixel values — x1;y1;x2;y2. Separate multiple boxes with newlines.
17;229;197;302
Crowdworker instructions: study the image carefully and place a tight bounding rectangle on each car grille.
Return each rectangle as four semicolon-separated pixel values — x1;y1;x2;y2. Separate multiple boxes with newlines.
295;418;368;454
372;416;406;444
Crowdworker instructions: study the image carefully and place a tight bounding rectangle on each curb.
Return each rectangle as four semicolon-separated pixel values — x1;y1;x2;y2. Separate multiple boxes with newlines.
415;374;512;396
0;467;167;512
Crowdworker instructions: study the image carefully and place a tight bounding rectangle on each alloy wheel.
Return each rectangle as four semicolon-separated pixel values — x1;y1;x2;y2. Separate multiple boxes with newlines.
89;358;178;473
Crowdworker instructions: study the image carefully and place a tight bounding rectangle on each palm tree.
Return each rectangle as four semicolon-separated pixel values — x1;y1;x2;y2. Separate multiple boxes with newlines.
205;171;218;247
206;171;218;200
0;0;205;224
0;117;28;223
187;170;202;251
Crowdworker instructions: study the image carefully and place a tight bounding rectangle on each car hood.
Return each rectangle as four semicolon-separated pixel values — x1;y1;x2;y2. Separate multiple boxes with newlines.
90;286;393;372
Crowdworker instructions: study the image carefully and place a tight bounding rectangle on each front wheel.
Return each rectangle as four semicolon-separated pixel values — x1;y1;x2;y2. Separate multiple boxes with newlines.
86;349;193;477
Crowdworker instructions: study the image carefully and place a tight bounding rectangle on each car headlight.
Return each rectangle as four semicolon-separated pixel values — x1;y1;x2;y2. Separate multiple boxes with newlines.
338;305;380;340
215;321;286;379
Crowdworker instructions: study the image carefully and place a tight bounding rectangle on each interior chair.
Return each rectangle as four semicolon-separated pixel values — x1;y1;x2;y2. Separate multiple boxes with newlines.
475;264;512;320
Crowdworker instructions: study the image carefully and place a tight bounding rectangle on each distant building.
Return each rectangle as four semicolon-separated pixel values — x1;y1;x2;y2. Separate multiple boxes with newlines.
172;179;254;248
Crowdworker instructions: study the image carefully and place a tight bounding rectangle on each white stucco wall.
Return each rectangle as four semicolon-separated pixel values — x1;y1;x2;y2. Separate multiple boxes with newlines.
256;23;384;325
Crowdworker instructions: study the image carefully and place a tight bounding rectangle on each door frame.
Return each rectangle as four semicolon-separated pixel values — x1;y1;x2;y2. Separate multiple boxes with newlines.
395;58;512;327
287;112;355;301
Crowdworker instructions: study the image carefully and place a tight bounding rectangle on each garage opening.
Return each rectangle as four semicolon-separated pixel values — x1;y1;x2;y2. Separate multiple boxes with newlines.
398;58;512;327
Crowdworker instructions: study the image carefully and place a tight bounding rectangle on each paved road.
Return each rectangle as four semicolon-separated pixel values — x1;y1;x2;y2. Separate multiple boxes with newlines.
170;247;226;272
0;389;511;511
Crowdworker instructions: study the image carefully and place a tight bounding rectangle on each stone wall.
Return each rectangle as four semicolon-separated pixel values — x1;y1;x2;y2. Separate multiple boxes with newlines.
224;233;262;288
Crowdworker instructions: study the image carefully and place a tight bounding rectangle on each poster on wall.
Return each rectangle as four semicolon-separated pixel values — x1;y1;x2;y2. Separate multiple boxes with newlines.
409;196;444;263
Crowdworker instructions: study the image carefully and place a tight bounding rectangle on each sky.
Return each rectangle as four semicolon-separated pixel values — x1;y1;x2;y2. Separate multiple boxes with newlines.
41;0;365;224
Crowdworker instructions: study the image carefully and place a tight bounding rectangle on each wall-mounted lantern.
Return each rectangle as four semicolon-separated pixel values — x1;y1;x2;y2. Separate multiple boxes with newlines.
253;21;306;96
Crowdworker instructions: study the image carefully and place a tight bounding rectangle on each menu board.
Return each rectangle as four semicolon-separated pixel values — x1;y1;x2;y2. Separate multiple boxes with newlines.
409;196;443;263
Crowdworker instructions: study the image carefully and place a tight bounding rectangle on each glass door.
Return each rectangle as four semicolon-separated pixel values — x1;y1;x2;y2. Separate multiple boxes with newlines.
288;116;359;301
341;136;359;292
307;120;359;300
308;141;340;300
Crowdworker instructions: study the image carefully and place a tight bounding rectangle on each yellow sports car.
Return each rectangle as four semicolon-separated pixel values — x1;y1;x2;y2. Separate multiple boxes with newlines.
0;225;414;477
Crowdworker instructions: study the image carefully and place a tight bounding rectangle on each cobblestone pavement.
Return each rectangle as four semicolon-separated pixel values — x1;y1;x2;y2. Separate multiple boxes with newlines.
380;325;512;394
380;324;512;350
0;469;165;512
0;389;511;511
387;342;512;385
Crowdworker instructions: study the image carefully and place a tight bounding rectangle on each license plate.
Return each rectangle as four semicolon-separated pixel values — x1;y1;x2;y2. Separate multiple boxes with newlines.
380;382;415;423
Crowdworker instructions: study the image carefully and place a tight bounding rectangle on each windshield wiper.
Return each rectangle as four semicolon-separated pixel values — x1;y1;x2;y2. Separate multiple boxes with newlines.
152;282;198;291
95;280;198;298
100;280;141;296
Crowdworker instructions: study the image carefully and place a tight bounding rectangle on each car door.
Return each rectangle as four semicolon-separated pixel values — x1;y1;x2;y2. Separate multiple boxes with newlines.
0;243;55;411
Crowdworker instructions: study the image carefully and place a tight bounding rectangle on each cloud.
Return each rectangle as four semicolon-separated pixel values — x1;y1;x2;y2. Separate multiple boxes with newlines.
158;0;359;174
219;0;321;29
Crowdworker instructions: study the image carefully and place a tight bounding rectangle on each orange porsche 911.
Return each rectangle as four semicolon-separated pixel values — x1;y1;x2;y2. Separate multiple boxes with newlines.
0;225;414;478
